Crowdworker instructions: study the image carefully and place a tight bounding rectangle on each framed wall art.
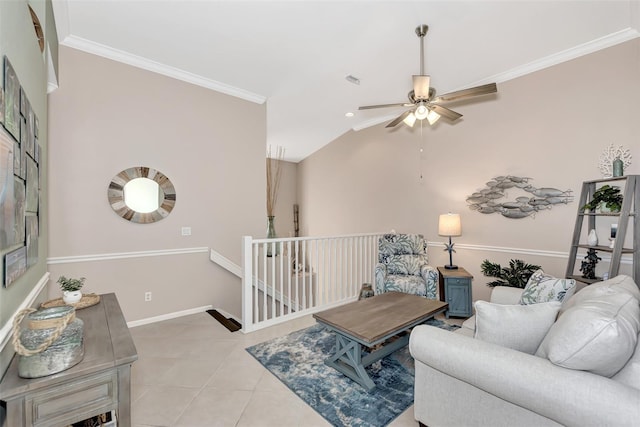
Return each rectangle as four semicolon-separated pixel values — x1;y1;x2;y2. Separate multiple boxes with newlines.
13;176;25;245
26;213;38;268
13;140;20;176
0;85;4;125
3;57;20;141
0;130;15;250
19;87;26;117
4;245;26;287
25;155;38;213
25;100;34;157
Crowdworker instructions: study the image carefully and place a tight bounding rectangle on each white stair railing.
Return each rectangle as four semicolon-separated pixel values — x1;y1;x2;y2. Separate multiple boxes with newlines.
241;233;384;332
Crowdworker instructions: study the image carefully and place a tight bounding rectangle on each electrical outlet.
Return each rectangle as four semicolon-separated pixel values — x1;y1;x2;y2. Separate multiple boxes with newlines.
144;291;152;302
181;227;191;236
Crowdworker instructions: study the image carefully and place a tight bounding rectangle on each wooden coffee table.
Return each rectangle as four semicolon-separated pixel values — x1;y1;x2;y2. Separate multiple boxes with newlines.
313;292;448;391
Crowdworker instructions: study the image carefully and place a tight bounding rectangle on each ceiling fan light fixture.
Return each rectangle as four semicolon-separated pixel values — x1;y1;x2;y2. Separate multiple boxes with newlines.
402;112;417;127
426;109;441;125
414;103;429;120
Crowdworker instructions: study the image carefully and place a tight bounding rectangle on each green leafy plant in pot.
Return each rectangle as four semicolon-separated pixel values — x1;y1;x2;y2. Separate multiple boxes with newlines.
57;276;85;304
481;259;541;288
582;185;623;213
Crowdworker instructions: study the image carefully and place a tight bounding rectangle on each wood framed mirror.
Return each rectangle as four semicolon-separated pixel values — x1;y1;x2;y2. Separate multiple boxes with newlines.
108;167;176;223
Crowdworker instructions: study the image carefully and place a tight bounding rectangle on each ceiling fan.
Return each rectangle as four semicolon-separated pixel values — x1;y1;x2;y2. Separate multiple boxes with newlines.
359;24;497;128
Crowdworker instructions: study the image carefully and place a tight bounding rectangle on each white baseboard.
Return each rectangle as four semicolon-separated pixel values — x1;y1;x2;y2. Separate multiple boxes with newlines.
127;305;241;328
127;305;213;328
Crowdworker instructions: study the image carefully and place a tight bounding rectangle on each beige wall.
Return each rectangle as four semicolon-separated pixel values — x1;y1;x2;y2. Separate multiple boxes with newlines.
0;0;51;380
47;46;266;322
298;39;640;303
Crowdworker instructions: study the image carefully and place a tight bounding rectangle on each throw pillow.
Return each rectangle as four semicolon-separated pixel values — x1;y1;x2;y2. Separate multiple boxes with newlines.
535;291;640;377
474;300;561;354
519;269;576;305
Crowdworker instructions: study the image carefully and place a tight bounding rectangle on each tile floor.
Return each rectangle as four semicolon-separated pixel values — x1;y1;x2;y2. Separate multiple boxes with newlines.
130;311;460;427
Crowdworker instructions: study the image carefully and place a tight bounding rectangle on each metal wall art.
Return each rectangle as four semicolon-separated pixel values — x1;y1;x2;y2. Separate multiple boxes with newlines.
0;55;41;287
466;176;573;219
599;144;631;178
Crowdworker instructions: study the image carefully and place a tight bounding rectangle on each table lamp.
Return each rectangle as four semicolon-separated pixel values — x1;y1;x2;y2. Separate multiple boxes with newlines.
439;213;461;270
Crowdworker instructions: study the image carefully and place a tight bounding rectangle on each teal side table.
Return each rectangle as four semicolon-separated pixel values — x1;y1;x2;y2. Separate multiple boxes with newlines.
437;266;473;318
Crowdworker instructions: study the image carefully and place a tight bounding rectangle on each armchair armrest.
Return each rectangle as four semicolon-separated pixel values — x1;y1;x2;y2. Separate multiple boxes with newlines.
419;264;438;299
374;263;387;295
410;325;640;427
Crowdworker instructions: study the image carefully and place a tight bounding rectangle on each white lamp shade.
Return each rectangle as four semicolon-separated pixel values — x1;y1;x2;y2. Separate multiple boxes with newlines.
403;112;417;127
438;213;461;237
426;109;441;125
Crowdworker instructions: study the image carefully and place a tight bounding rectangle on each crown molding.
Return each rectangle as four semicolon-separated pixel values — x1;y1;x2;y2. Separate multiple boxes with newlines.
473;28;640;86
60;35;266;105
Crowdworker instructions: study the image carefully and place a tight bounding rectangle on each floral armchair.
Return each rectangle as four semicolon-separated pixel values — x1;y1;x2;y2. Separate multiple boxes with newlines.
375;234;438;299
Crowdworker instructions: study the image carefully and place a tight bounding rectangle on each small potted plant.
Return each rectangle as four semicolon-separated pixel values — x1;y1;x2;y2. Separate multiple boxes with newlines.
57;275;86;304
582;185;623;213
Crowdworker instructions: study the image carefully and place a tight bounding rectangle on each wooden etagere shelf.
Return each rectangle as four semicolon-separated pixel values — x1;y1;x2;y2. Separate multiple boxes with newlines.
566;175;640;284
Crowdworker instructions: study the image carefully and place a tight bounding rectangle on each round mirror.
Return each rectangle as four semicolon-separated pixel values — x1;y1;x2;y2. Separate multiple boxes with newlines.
108;167;176;223
124;178;163;213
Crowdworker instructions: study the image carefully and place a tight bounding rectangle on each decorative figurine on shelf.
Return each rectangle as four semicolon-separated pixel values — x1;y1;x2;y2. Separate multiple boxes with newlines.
580;249;601;280
613;157;624;177
610;223;618;249
599;144;632;178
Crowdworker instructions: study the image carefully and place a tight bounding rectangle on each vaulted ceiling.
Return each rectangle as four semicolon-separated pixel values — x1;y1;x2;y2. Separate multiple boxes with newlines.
52;1;640;162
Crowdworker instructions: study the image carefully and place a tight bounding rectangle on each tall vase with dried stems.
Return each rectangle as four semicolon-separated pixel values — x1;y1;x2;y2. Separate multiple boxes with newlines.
266;146;284;256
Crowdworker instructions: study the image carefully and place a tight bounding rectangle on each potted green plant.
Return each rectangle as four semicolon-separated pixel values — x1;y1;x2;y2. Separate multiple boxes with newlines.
57;275;85;304
582;184;623;213
480;259;541;288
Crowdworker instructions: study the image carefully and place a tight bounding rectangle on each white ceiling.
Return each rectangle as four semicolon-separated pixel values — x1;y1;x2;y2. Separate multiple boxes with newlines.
52;1;640;162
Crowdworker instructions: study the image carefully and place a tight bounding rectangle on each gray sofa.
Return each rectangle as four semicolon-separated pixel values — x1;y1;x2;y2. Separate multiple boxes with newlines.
409;275;640;427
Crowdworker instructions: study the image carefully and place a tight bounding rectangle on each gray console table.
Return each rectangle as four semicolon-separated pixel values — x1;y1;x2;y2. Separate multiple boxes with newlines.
0;293;137;427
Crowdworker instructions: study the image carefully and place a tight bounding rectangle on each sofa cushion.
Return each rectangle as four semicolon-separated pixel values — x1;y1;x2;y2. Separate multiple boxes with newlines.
563;275;640;311
536;291;640;377
612;338;640;390
382;274;428;296
519;269;576;305
384;254;428;276
474;300;561;354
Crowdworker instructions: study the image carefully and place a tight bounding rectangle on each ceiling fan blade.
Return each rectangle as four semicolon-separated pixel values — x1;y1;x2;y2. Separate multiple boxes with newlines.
430;104;462;121
386;110;413;128
413;75;431;100
359;103;412;110
433;83;497;104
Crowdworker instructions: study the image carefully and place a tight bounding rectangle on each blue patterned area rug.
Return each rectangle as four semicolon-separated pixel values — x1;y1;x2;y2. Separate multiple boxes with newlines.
246;318;459;427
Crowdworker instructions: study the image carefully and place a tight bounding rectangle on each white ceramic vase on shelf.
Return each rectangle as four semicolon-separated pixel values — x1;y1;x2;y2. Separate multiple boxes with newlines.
587;229;598;246
63;290;82;304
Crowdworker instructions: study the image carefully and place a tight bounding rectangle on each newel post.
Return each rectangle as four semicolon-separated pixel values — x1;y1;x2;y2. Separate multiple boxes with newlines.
241;236;253;333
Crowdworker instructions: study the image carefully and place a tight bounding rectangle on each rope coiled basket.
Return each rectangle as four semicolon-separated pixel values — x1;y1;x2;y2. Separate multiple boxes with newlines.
12;305;84;378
